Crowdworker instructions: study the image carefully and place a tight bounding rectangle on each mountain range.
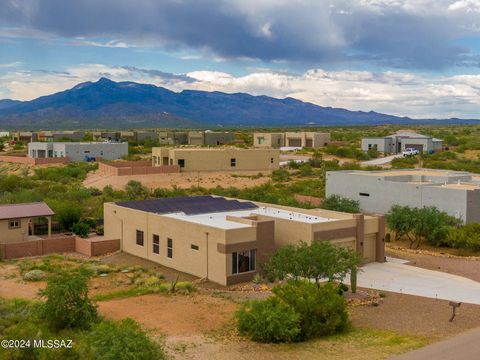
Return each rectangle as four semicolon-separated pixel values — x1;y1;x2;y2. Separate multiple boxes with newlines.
0;77;478;129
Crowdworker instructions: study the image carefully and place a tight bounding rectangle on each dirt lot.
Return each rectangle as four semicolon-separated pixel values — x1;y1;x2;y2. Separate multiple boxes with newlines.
2;253;480;359
386;244;480;282
83;170;271;190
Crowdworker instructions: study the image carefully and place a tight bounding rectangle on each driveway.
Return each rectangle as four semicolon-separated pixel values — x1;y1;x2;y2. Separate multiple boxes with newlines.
350;257;480;305
361;154;403;166
389;327;480;360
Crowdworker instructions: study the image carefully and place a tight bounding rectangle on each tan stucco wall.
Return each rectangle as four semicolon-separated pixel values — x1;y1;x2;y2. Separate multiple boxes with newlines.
285;132;330;148
104;199;384;286
253;133;284;148
104;203;259;285
0;218;29;243
152;148;280;172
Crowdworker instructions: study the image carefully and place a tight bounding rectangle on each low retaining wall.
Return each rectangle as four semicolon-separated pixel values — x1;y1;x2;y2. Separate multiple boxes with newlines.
294;194;323;207
98;161;180;176
0;236;120;260
0;156;70;165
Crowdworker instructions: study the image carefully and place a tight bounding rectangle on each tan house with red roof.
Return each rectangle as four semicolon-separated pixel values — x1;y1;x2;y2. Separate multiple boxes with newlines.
0;202;54;243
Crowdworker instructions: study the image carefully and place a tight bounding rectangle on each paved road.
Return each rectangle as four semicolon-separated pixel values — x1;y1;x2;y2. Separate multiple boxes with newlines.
346;257;480;305
390;327;480;360
361;154;403;166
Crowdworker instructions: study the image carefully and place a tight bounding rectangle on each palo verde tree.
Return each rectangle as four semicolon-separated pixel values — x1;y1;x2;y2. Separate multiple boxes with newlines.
264;241;360;291
386;205;460;249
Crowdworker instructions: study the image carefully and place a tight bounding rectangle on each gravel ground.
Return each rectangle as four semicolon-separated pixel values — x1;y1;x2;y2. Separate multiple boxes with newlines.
351;291;480;339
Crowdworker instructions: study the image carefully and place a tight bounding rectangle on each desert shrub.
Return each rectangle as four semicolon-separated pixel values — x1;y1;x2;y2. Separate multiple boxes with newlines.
271;169;290;182
320;194;360;213
41;269;98;330
236;297;301;343
71;221;90;238
53;204;81;231
95;225;104;235
124;180;149;200
23;269;46;282
443;223;480;251
175;281;196;294
273;281;349;340
298;163;313;176
79;318;166;360
391;156;418;169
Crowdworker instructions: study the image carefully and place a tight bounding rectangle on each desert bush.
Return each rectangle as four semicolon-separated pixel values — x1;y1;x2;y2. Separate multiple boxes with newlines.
125;180;149;200
79;318;166;360
272;281;349;340
23;269;46;282
71;221;90;238
271;169;290;182
320;194;360;213
41;269;98;330
236;297;301;343
53;204;81;231
443;223;480;251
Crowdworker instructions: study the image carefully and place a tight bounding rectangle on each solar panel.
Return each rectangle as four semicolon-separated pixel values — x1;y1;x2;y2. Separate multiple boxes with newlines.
116;195;258;216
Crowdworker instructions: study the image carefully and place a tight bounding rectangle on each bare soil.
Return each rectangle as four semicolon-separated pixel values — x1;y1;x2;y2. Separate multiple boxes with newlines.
83;170;271;190
97;293;237;336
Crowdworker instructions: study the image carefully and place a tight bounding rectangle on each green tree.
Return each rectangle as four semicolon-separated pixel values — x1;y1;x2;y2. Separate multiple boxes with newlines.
71;221;90;238
320;195;360;213
41;269;97;331
54;204;82;231
265;241;359;287
79;318;166;360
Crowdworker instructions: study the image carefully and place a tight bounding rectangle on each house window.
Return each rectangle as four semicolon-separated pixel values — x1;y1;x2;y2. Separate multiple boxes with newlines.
152;235;159;254
84;150;90;154
368;144;372;150
359;192;370;197
258;137;265;144
100;151;104;156
191;244;199;251
232;249;256;274
8;220;20;229
167;238;173;258
230;158;236;167
270;157;274;164
178;159;185;168
136;230;144;246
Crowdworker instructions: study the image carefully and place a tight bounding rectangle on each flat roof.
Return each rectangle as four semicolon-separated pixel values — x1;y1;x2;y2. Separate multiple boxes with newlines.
341;169;472;177
163;206;337;230
0;202;54;220
441;183;480;190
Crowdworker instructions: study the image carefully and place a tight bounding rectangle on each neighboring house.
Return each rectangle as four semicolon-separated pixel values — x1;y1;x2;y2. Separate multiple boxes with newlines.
28;142;128;162
104;196;385;285
37;131;85;142
120;131;158;143
93;131;121;142
188;131;235;146
158;131;188;146
11;131;37;142
152;147;279;172
361;130;443;153
0;202;54;243
253;133;285;148
326;169;480;223
253;132;331;148
0;131;10;138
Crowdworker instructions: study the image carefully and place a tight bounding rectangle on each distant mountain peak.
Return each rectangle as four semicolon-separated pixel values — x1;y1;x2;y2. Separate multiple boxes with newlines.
0;78;478;129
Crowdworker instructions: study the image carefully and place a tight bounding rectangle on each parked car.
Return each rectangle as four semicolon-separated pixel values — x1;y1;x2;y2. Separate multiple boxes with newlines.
402;148;420;156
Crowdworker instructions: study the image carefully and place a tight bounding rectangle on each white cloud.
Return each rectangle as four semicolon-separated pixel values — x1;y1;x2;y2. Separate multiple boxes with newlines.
0;61;22;68
0;64;479;119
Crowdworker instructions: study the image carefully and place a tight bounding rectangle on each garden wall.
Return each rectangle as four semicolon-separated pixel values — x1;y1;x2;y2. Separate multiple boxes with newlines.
0;155;70;165
98;160;180;176
0;236;119;260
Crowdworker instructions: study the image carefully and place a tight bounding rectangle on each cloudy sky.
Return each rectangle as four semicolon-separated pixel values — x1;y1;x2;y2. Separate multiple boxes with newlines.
1;0;480;118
